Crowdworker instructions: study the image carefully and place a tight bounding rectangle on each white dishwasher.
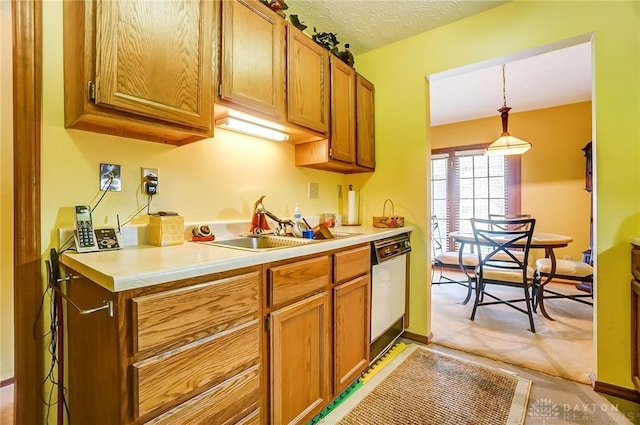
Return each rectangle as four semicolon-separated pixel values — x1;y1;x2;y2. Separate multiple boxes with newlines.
370;232;411;361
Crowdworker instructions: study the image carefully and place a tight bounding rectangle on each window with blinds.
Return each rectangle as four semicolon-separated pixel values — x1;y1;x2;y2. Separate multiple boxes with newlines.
430;146;521;252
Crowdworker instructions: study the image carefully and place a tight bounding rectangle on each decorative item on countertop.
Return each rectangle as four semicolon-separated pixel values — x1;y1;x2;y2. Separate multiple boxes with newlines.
149;213;184;246
191;223;214;242
320;213;336;228
343;184;361;226
339;43;355;68
372;199;405;228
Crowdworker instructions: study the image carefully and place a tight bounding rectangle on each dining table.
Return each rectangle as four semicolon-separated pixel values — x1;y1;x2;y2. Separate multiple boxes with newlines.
448;231;573;306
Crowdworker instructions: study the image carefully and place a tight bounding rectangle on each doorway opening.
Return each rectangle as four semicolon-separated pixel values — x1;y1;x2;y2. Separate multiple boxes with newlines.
427;38;595;384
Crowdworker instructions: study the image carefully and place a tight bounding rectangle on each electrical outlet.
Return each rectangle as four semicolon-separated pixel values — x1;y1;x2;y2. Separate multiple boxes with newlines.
141;167;159;195
563;255;572;260
308;182;319;199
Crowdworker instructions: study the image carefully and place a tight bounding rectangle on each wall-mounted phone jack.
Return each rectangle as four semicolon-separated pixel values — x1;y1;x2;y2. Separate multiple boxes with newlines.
100;163;121;191
141;167;159;195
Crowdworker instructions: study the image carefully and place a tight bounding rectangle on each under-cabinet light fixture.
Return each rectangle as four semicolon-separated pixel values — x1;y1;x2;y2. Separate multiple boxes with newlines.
216;117;289;142
485;64;532;156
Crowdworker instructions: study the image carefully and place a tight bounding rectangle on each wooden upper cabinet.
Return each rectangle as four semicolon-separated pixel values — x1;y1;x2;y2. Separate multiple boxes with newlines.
63;0;215;145
356;74;376;169
329;57;356;164
294;59;376;174
287;26;330;134
219;0;286;119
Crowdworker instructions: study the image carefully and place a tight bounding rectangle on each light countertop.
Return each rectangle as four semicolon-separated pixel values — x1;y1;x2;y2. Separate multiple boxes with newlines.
60;225;413;292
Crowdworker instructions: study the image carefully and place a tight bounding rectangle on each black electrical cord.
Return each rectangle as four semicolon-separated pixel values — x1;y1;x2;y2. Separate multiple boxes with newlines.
92;175;115;212
39;251;71;424
119;194;154;227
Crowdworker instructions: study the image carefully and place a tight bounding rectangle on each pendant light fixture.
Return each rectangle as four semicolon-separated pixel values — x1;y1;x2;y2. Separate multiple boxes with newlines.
484;64;532;156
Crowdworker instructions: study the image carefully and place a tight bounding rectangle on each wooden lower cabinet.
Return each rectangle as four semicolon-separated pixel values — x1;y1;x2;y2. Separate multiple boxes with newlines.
632;280;640;393
334;275;371;394
66;267;261;424
270;291;331;425
266;245;371;424
632;243;640;394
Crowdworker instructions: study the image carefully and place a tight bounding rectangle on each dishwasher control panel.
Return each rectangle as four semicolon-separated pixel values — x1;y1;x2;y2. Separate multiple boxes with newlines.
371;232;411;264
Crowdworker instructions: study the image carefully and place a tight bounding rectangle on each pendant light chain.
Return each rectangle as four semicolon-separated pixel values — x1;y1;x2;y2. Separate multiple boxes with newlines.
502;64;507;108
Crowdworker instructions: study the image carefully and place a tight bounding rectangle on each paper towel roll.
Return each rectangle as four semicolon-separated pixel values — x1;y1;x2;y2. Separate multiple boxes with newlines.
347;189;357;224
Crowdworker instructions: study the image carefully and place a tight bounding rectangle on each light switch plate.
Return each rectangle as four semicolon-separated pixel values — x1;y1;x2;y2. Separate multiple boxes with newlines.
308;182;319;199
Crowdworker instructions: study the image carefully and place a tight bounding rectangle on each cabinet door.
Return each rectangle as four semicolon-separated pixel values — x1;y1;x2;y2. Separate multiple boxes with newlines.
220;0;286;118
287;26;330;133
334;275;370;394
271;292;330;425
633;280;640;393
329;57;356;164
356;74;376;169
95;0;213;130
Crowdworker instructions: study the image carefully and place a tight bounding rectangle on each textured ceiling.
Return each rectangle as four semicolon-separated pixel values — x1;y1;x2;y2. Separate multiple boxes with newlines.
286;0;508;55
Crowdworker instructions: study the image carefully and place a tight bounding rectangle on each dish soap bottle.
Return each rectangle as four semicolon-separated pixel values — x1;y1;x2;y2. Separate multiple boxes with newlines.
294;203;302;223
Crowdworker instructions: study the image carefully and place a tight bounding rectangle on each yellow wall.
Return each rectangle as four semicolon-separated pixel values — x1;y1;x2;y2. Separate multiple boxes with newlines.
1;2;15;382
40;0;349;236
431;102;593;262
355;1;640;389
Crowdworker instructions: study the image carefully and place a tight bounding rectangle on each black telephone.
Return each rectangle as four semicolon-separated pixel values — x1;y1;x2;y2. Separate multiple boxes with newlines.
74;205;122;252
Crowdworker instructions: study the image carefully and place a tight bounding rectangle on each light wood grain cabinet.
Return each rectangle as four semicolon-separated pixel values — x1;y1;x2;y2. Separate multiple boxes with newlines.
218;0;286;119
333;246;371;394
632;243;640;394
270;292;331;425
356;74;376;170
287;25;330;134
334;275;370;394
295;59;375;174
329;58;357;164
63;0;215;145
265;245;371;424
66;267;261;424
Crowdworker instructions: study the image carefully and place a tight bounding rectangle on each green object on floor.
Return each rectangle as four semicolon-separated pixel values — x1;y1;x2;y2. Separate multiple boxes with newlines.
307;342;408;424
307;380;364;424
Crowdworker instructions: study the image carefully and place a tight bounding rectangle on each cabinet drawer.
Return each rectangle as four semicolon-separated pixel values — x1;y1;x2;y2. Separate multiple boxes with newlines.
633;247;640;282
269;256;330;306
334;245;370;284
132;271;259;354
133;320;260;419
144;366;260;425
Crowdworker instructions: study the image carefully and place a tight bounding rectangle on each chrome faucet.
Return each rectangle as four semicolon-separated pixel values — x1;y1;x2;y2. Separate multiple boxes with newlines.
252;196;293;235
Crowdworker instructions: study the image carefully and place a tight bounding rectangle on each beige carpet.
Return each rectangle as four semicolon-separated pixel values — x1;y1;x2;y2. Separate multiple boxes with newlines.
431;276;593;384
320;344;531;425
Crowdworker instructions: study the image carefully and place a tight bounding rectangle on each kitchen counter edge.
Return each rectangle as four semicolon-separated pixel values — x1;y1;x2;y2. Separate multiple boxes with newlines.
60;226;414;292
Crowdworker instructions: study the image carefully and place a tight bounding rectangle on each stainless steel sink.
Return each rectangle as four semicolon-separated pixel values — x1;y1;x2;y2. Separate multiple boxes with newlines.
206;232;361;252
207;235;315;251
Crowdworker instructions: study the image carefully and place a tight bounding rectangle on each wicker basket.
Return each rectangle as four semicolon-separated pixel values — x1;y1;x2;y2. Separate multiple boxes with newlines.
372;199;405;228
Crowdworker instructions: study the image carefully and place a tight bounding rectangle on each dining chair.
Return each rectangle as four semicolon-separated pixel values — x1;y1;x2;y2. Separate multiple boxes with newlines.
470;217;538;332
534;258;593;320
488;214;532;262
431;215;478;304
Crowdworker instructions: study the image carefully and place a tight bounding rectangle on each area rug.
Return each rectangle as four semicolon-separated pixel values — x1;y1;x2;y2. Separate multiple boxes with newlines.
318;344;531;425
431;277;594;384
